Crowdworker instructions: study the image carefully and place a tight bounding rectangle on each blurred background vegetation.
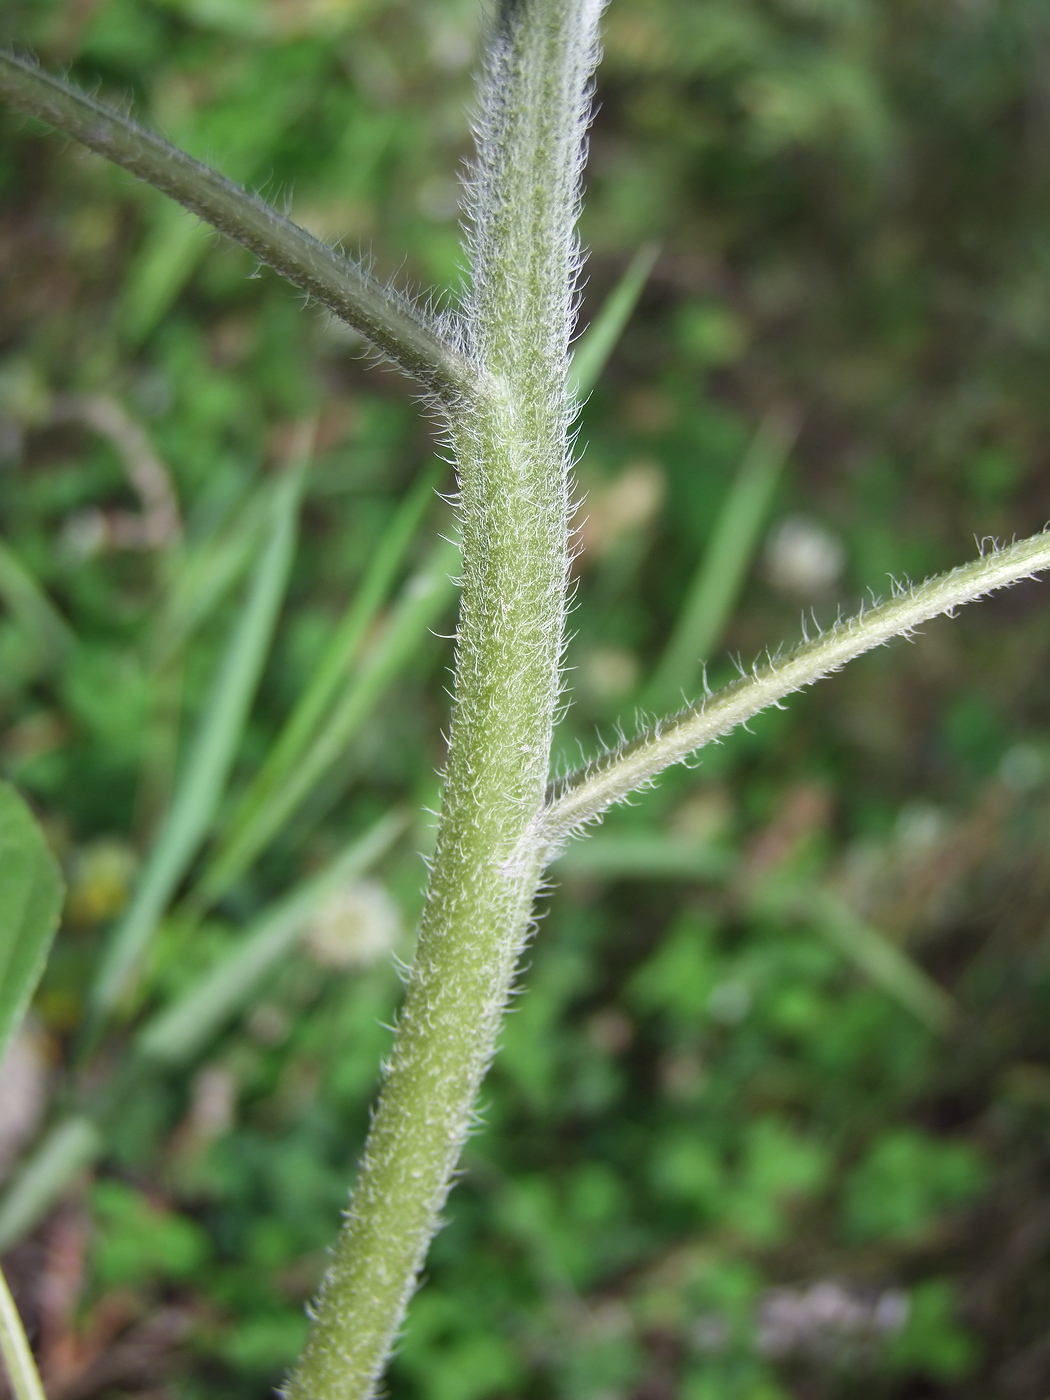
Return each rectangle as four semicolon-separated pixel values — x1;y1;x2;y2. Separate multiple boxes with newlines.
2;0;1050;1397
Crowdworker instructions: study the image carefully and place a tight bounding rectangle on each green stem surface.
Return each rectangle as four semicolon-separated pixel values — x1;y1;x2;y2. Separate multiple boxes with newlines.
285;3;602;1398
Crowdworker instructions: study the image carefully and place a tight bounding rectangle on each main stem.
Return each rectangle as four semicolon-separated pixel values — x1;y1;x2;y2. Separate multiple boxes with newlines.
285;3;601;1397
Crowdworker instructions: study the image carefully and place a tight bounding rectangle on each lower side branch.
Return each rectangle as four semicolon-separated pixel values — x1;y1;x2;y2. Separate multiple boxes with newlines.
545;529;1050;839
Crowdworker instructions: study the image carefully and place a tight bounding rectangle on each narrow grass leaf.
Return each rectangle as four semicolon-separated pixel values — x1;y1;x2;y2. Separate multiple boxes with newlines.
810;889;957;1032
555;831;732;881
89;462;307;1021
553;836;951;1029
155;487;272;667
568;244;658;401
643;407;797;713
0;820;406;1253
197;535;459;905
0;784;64;1063
119;209;213;347
0;1116;101;1253
139;809;407;1067
206;462;442;893
0;538;76;664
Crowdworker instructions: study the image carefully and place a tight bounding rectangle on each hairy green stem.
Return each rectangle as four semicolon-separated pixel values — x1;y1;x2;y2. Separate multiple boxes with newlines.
284;3;601;1397
0;49;473;399
0;1264;46;1400
545;530;1050;840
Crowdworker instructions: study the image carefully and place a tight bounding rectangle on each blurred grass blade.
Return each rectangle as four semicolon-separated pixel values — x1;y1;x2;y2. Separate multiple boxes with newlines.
117;85;319;347
568;244;658;401
555;831;732;882
250;462;441;792
197;535;460;905
0;784;64;1063
139;809;408;1066
0;816;406;1250
120;208;213;347
0;1262;47;1400
89;461;308;1022
138;490;274;821
643;407;798;713
0;1116;101;1253
205;461;442;892
0;539;76;664
811;890;957;1033
155;487;272;667
552;833;953;1032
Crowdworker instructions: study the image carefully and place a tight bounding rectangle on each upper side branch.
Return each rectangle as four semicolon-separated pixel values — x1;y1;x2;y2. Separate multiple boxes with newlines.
544;529;1050;843
0;49;477;402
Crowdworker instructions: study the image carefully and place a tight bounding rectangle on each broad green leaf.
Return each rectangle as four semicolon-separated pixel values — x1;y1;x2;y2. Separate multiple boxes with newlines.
0;783;63;1064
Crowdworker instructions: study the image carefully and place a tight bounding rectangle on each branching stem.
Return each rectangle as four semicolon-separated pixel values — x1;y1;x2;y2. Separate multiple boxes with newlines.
0;49;474;400
284;3;602;1398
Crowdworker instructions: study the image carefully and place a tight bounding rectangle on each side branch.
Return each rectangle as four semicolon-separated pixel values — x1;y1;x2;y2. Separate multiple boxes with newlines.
0;49;475;401
544;530;1050;840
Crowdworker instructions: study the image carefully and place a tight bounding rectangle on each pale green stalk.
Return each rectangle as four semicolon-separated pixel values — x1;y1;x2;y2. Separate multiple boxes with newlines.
0;1264;46;1400
545;530;1050;840
285;4;603;1397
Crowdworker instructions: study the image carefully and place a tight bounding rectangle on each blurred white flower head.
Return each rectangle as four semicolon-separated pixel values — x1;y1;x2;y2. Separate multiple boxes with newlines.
305;879;402;970
764;514;846;597
758;1281;909;1360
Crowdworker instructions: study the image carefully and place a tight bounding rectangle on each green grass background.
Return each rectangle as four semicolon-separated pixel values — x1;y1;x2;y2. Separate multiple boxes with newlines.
2;1;1050;1397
